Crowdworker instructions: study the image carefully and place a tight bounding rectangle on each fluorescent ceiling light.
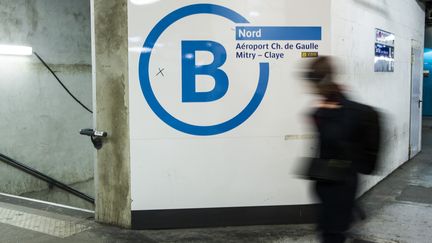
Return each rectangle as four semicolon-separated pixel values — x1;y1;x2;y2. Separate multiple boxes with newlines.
0;45;33;56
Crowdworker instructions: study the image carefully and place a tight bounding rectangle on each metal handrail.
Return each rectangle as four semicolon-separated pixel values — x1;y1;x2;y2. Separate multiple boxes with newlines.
0;153;94;204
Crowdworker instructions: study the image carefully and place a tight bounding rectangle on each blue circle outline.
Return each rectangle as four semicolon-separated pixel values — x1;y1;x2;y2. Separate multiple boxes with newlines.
138;4;269;136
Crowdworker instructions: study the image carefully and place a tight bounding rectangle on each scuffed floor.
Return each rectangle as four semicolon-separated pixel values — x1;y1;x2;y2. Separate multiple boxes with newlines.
348;118;432;243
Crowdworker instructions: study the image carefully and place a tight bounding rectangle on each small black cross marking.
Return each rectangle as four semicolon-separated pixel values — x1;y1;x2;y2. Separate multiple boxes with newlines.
156;68;165;77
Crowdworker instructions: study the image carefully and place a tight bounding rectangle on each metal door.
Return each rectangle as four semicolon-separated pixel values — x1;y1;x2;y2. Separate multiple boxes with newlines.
409;40;423;158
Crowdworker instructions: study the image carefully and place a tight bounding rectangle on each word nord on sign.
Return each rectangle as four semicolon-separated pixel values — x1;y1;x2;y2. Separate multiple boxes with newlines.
237;28;262;38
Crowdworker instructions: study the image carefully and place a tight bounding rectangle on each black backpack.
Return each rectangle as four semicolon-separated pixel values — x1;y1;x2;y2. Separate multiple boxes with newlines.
351;102;382;174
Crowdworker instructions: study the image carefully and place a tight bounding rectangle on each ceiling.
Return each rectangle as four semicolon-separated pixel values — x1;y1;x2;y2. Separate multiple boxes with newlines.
421;0;432;25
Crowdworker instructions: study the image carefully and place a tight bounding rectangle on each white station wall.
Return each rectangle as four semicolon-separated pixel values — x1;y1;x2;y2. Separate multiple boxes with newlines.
129;0;425;211
330;0;425;193
129;0;331;210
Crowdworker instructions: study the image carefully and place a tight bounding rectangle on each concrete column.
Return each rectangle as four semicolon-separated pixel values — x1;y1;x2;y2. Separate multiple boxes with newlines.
91;0;131;227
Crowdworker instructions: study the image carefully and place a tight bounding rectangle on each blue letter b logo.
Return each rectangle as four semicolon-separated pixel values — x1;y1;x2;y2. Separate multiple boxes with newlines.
181;40;229;102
